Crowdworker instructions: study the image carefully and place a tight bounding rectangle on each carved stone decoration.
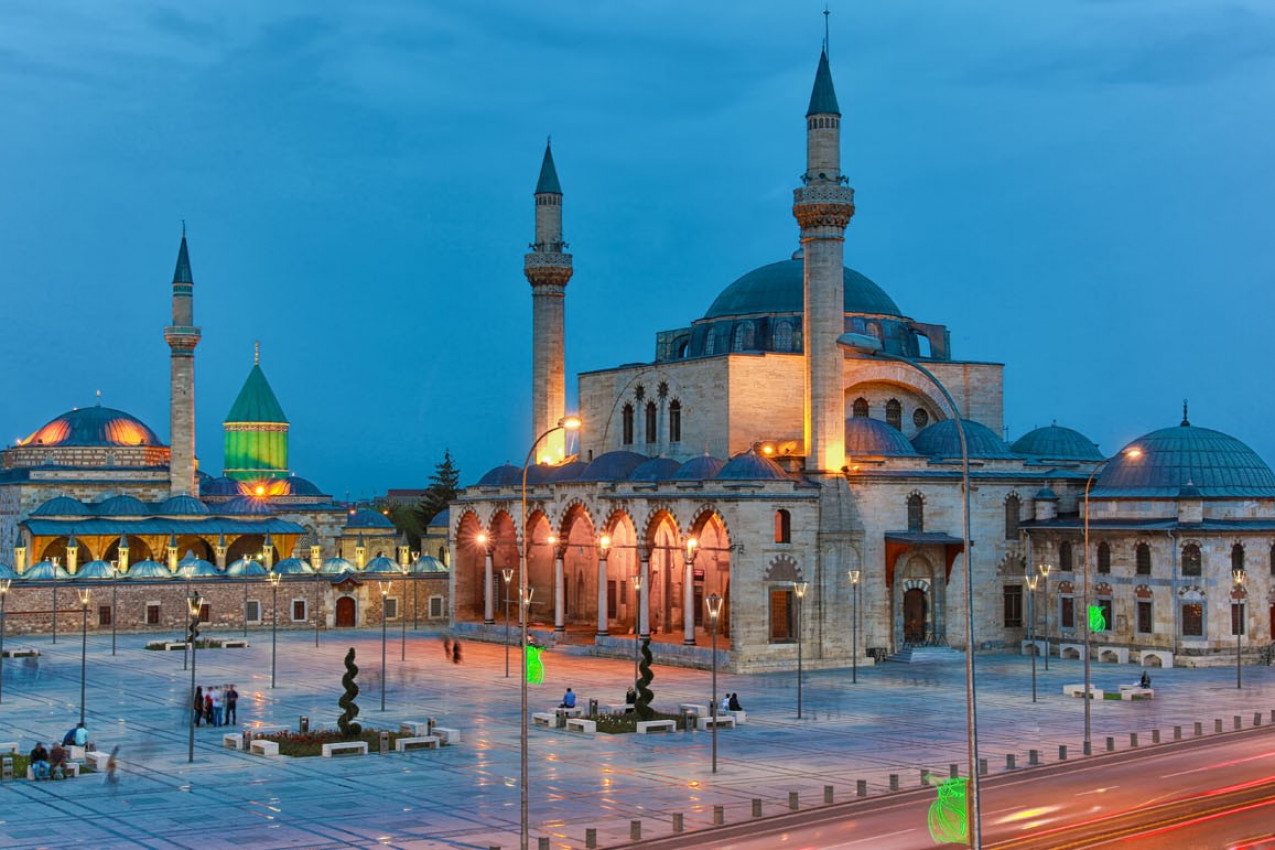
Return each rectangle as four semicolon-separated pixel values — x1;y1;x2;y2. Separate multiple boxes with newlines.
764;554;801;583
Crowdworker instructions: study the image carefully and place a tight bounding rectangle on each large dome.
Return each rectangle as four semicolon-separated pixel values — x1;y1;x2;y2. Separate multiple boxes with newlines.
704;260;901;319
1095;423;1275;497
20;406;163;448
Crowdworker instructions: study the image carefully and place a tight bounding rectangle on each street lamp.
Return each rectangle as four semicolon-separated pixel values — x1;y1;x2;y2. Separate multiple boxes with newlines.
838;331;980;847
794;581;808;718
0;579;10;706
1038;563;1051;671
1233;568;1245;689
520;415;582;850
1082;446;1141;755
631;573;643;687
848;570;861;685
186;590;203;763
596;534;611;639
269;570;282;689
78;588;90;725
1024;573;1038;703
706;592;724;774
503;567;515;678
380;580;390;711
401;564;409;661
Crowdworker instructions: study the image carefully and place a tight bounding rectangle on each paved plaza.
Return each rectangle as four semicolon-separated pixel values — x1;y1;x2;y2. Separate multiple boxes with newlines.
1;626;1273;849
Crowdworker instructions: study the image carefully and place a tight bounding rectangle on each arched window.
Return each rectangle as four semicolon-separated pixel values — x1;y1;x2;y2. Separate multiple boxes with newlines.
675;338;690;358
773;321;793;352
704;330;717;356
1097;541;1111;574
774;509;791;543
645;402;657;444
1232;543;1245;573
669;400;682;443
885;399;902;430
913;408;929;429
622;404;634;445
1135;543;1152;575
1060;540;1073;572
907;493;924;532
852;397;869;418
732;323;754;351
1182;543;1202;577
1004;495;1021;540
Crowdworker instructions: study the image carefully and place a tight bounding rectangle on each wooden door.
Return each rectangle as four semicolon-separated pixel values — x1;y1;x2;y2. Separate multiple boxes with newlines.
335;596;356;628
904;588;927;643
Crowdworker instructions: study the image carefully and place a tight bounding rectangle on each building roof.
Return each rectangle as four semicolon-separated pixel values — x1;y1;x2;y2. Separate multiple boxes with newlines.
31;496;92;517
157;495;210;516
346;508;395;529
674;455;727;480
123;560;171;580
1095;423;1275;498
1011;425;1102;462
23;517;306;536
173;234;193;284
19;406;164;449
807;49;840;117
476;464;524;487
225;364;289;424
75;560;119;579
629;457;681;482
535;142;562;195
912;419;1016;459
225;557;268;577
580;451;649;482
94;495;150;516
272;557;315;575
845;417;920;457
716;451;791;481
704;260;900;320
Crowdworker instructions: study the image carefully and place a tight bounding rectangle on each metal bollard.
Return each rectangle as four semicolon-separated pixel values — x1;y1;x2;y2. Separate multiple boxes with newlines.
380;731;389;755
824;785;834;804
978;758;988;776
586;828;597;849
950;763;959;778
1174;725;1182;740
713;806;724;825
299;715;309;733
631;820;641;841
857;779;867;797
673;813;683;833
1;756;12;780
752;799;762;818
1152;729;1160;744
789;791;799;811
1006;754;1016;770
1130;733;1138;747
538;839;549;850
1059;745;1067;761
1029;749;1039;766
1215;719;1223;733
889;774;899;791
1195;721;1203;737
1256;713;1263;727
1106;736;1114;752
1234;715;1242;730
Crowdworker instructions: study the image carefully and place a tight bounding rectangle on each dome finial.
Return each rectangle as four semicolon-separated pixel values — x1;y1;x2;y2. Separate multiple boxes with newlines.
823;3;831;56
1182;398;1190;427
254;340;260;366
95;390;102;407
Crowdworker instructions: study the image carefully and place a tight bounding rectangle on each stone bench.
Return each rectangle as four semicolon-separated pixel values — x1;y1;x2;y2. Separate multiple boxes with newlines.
163;642;189;651
27;763;79;779
729;710;747;725
556;706;583;718
1020;639;1046;657
1139;650;1173;669
697;715;736;731
219;639;249;649
566;718;596;734
399;721;432;736
0;742;19;755
394;736;440;752
532;712;558;729
249;740;279;757
2;647;38;658
1063;684;1102;699
223;733;246;750
1118;685;1155;700
636;720;677;734
85;751;111;771
433;727;460;745
321;741;367;758
678;703;708;717
69;745;95;762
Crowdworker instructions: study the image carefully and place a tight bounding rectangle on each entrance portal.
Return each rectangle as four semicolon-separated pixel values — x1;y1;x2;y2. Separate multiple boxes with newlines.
903;588;927;644
335;596;356;627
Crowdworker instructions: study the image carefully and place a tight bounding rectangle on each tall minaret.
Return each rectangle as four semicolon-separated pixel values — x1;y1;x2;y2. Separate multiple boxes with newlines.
793;50;854;472
524;141;572;463
164;229;201;496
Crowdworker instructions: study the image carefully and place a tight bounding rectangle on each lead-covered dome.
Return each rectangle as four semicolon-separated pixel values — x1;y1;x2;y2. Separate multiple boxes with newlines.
675;455;727;480
1095;423;1275;497
94;495;149;516
716;451;791;481
705;260;900;319
19;406;163;447
31;496;90;517
913;419;1016;459
845;417;920;457
1011;425;1102;462
346;509;395;529
580;451;648;482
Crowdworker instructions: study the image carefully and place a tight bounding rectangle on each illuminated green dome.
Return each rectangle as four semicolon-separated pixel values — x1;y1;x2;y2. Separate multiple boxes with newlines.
223;355;290;482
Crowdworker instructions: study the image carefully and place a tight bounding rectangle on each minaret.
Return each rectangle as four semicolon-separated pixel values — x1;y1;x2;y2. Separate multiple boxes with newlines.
164;229;201;495
793;50;854;472
524;141;572;463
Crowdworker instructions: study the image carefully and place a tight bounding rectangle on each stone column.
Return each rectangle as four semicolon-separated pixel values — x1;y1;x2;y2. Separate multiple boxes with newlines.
596;552;610;638
554;544;566;633
483;549;495;624
684;553;696;646
638;544;651;639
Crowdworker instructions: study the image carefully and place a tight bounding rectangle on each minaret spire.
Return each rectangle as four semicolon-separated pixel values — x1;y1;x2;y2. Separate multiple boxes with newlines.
525;139;573;463
164;228;202;496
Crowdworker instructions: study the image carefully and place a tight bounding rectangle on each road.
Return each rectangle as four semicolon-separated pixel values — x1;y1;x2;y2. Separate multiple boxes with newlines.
619;723;1275;850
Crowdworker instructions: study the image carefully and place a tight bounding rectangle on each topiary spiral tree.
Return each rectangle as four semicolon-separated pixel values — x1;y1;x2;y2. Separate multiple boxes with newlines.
635;638;656;720
337;646;362;738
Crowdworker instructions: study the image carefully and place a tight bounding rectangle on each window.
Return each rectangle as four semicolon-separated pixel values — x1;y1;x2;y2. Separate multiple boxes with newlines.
1136;600;1153;634
732;323;754;351
1096;598;1114;633
98;606;112;626
645;402;657;444
907;494;924;533
1232;543;1245;573
669;400;682;443
199;603;210;623
852;397;869;418
1005;495;1021;540
1232;603;1246;636
1181;603;1204;637
245;600;261;623
429;595;445;618
913;408;929;429
885;399;902;430
1060;541;1073;572
292;599;307;622
146;603;160;626
385;598;400;620
1003;585;1023;628
769;588;794;641
704;330;717;356
774;509;791;544
1182;543;1202;576
1060;596;1075;629
773;321;793;352
622;404;634;445
1096;542;1111;574
1135;543;1152;575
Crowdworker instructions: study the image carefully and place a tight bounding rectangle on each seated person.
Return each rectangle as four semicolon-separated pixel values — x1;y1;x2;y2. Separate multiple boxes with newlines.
560;688;576;709
1139;671;1151;689
72;722;88;748
728;692;743;712
625;686;637;712
49;743;68;779
29;743;50;780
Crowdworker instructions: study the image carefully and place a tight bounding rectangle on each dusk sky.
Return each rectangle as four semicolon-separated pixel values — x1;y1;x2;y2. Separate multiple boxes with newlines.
2;1;1273;499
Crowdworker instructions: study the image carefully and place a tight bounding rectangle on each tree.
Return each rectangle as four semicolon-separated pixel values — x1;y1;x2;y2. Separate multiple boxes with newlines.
337;647;362;738
415;449;461;529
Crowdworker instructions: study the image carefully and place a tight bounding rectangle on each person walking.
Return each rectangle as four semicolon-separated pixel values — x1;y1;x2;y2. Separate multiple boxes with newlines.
105;746;119;788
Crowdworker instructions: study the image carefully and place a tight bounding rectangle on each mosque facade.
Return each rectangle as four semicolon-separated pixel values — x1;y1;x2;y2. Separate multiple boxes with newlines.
450;49;1275;673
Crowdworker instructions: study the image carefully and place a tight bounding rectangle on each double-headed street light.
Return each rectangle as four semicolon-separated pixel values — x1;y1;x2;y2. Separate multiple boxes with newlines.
794;581;808;718
706;592;724;774
1024;573;1038;703
1038;563;1051;671
78;588;91;725
503;566;515;677
186;590;203;763
269;570;282;689
1233;568;1246;689
848;570;861;685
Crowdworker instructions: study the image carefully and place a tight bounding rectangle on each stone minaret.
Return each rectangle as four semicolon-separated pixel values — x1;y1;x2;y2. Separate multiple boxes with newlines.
524;141;572;463
793;50;854;472
164;230;201;495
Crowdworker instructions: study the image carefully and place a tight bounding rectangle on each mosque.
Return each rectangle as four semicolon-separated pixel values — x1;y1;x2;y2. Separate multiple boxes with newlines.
450;48;1275;672
0;236;447;637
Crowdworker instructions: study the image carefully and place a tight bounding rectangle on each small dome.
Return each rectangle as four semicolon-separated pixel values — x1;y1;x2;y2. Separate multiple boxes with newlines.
1011;425;1102;462
124;560;172;580
94;495;149;517
845;418;920;457
525;463;559;485
547;460;588;482
200;477;242;497
225;557;268;577
705;260;901;319
630;457;681;481
717;451;791;481
580;451;649;482
272;557;315;575
24;560;72;580
346;509;395;529
476;464;523;487
76;560;118;580
674;455;727;480
31;496;90;517
158;495;210;516
176;555;219;577
912;420;1016;459
426;508;450;528
363;555;403;574
0;563;17;580
222;496;275;516
1034;487;1059;501
411;555;448;574
1095;423;1275;497
19;406;163;448
320;557;357;575
286;476;324;496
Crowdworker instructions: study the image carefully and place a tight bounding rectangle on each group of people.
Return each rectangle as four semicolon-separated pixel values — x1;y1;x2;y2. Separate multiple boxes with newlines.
441;637;463;664
27;723;88;780
719;693;743;714
192;684;239;727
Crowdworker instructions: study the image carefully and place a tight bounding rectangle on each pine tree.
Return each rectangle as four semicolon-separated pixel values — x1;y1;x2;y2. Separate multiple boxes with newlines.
415;449;460;528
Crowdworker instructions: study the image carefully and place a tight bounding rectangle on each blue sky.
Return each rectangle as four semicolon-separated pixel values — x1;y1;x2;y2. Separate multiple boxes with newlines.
2;1;1273;498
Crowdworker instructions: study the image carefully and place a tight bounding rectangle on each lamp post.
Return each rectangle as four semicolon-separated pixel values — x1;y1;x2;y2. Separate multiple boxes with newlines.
706;592;724;773
111;580;118;656
269;570;281;689
380;580;390;711
78;588;90;725
848;570;861;684
520;416;582;850
411;550;420;631
1233;568;1245;689
1025;573;1038;703
1038;564;1051;671
631;573;643;687
794;581;807;718
596;534;611;638
401;565;409;661
0;579;9;706
838;331;980;847
186;590;203;763
183;577;192;671
503;567;515;678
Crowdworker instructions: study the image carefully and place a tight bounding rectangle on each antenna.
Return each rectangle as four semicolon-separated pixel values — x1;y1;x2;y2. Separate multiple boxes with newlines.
824;3;831;54
181;219;186;237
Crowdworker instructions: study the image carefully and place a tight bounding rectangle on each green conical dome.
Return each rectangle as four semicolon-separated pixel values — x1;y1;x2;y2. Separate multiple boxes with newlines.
225;364;288;424
224;352;290;482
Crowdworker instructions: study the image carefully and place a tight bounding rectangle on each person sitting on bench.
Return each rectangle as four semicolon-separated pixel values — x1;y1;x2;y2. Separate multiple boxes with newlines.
559;688;576;709
1139;670;1151;689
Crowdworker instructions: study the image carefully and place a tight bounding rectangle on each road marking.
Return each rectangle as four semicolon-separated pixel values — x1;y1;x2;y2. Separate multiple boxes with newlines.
832;828;916;846
1163;750;1275;778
